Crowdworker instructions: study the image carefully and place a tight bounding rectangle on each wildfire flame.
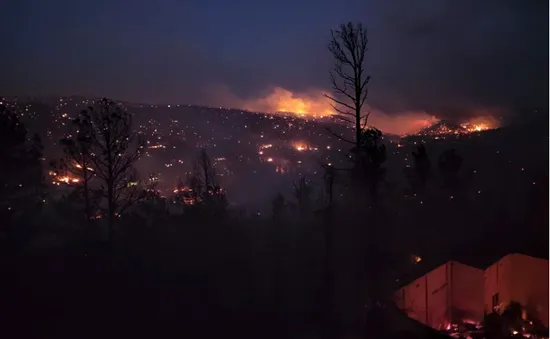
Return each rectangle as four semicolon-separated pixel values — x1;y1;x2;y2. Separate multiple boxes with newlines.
461;116;500;132
292;141;318;152
414;116;500;137
48;161;94;186
460;123;491;132
241;87;333;118
293;141;308;152
240;87;444;134
210;84;500;135
173;186;197;205
49;171;80;185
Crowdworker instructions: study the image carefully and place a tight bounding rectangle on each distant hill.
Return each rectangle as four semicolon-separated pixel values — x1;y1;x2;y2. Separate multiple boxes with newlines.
415;120;466;136
2;95;548;260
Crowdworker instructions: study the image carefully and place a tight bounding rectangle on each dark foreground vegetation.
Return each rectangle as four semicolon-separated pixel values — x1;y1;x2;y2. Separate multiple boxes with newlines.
0;213;451;339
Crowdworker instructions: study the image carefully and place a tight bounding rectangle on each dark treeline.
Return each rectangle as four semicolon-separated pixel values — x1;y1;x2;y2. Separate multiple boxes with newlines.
0;100;547;339
1;24;548;339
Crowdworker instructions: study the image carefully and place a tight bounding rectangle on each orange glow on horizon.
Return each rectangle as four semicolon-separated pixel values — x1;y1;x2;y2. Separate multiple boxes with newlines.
210;85;501;136
241;87;441;135
243;87;334;118
461;115;500;132
412;115;500;137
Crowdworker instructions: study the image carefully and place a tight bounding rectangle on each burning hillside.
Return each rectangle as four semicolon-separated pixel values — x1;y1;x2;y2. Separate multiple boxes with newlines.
209;86;437;135
411;117;499;138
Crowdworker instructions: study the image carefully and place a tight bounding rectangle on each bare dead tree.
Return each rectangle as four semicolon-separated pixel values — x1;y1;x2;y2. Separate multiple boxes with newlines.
271;193;286;223
0;105;45;219
197;149;215;191
324;24;401;337
144;172;160;200
292;176;312;219
76;98;145;241
322;164;336;338
322;22;378;207
324;165;335;210
187;149;227;211
325;22;370;152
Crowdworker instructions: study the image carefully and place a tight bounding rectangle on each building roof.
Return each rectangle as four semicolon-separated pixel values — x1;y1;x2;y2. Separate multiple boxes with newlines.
487;252;549;266
396;251;549;290
395;258;480;289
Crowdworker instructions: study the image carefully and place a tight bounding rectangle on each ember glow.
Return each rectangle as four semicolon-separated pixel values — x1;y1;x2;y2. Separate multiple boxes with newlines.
242;87;333;118
460;122;491;133
461;115;500;132
211;85;445;135
74;164;94;172
245;89;441;135
48;161;94;186
49;171;80;185
259;144;273;150
411;116;500;137
173;186;197;205
258;143;273;155
292;141;317;152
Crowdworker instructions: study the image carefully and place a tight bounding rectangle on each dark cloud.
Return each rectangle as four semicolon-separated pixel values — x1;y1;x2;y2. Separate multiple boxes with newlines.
0;0;547;120
364;0;548;118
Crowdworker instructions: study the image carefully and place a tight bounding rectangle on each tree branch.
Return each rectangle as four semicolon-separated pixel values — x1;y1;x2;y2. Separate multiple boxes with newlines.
326;127;354;144
333;114;355;124
324;93;356;112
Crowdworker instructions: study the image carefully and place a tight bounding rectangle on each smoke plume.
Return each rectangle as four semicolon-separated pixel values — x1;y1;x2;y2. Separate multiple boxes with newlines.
206;84;439;135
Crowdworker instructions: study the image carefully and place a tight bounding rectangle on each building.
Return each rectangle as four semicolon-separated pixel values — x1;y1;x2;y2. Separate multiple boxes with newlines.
484;253;549;326
394;261;485;330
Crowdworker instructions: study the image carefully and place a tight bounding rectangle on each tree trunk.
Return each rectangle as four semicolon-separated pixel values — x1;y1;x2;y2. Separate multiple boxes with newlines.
83;175;91;240
323;207;334;339
107;181;115;243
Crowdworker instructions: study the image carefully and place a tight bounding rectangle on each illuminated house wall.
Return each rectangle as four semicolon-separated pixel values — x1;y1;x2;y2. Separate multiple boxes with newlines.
394;261;485;330
484;253;549;326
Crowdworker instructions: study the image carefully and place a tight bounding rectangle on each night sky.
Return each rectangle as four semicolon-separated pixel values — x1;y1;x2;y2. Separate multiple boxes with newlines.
1;0;548;119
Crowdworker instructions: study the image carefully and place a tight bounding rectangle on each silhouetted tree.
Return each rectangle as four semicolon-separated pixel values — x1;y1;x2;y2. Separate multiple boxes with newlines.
172;176;194;209
129;172;167;230
324;24;388;334
28;133;44;179
325;22;370;152
144;172;160;200
483;301;548;339
484;312;506;339
52;120;96;229
412;144;432;188
75;98;145;241
0;104;45;218
271;193;286;223
354;127;387;202
501;301;523;329
292;176;312;219
324;165;335;210
0;104;45;250
186;149;227;214
321;165;336;339
438;148;463;193
323;29;388;318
